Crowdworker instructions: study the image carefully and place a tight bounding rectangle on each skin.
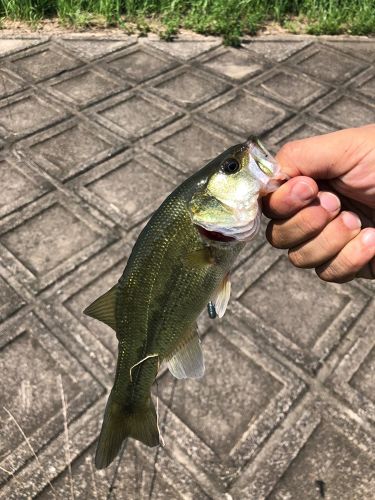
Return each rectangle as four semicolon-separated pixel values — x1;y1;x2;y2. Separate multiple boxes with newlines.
263;125;375;283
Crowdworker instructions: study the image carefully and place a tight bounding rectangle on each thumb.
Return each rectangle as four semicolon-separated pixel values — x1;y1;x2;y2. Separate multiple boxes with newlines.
276;125;375;180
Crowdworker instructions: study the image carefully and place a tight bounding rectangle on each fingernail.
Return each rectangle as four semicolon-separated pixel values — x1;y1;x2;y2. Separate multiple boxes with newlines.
342;211;362;230
318;192;341;213
290;181;315;202
362;228;375;248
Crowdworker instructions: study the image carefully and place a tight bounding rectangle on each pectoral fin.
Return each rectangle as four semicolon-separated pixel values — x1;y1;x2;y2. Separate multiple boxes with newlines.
212;273;231;318
167;325;205;379
183;247;215;267
83;285;117;330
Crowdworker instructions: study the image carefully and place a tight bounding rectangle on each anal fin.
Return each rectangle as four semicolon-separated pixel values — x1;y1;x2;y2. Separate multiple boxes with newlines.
83;285;117;330
166;325;205;379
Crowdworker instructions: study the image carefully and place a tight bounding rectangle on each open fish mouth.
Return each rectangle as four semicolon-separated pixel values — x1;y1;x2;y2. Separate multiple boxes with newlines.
195;225;237;243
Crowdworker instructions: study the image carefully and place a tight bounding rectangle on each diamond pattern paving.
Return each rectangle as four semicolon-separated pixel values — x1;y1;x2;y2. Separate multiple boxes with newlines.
10;45;80;81
0;33;374;499
151;68;229;108
1;203;98;275
26;120;116;180
48;68;125;107
94;92;178;139
293;44;367;84
204;90;288;136
203;47;264;81
0;93;66;137
268;421;375;499
252;69;328;108
106;46;174;82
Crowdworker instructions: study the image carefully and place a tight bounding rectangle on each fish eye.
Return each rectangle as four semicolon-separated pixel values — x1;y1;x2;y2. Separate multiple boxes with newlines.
222;158;240;175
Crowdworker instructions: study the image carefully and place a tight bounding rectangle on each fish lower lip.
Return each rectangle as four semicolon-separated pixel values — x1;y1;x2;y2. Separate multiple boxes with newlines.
195;225;236;242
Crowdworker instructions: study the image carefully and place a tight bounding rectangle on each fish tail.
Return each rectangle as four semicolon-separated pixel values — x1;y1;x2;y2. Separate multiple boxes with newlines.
95;392;160;469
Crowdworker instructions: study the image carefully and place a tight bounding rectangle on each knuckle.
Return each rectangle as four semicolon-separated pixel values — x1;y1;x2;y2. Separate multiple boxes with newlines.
316;252;356;283
316;265;337;282
266;222;290;249
288;248;308;268
297;208;326;237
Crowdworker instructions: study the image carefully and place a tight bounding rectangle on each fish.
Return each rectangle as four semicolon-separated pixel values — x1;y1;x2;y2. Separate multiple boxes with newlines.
84;137;286;469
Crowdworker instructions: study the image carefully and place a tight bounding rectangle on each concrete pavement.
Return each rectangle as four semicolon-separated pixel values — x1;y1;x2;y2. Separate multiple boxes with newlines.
0;32;374;499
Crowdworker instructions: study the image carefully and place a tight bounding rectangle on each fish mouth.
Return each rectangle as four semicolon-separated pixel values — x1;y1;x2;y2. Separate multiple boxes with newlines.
195;225;236;242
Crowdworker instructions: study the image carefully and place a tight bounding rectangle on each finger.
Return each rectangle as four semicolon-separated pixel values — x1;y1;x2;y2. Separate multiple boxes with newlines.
267;191;341;249
276;125;375;179
316;228;375;283
262;176;318;219
288;211;362;268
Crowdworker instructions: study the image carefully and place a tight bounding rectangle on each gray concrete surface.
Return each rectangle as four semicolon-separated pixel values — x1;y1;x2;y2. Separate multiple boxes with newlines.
0;33;374;499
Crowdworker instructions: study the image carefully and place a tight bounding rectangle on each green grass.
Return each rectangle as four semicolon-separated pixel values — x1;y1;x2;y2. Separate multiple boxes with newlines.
0;1;374;43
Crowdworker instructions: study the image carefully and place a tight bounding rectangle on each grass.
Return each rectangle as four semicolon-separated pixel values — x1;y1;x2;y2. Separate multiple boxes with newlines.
0;1;374;44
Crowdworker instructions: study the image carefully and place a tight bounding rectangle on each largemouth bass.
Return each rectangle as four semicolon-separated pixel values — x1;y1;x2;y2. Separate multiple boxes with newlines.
84;138;285;469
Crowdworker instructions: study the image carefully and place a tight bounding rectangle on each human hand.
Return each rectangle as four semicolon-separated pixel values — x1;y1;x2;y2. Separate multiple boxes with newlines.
263;125;375;282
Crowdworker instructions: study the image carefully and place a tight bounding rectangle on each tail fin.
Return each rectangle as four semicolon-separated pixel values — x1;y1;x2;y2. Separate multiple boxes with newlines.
95;393;160;469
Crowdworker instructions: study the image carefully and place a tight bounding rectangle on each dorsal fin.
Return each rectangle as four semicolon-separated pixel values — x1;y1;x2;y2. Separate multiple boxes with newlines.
83;285;117;330
166;325;205;379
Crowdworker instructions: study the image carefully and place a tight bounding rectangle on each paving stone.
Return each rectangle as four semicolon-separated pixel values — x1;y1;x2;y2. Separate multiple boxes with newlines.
150;67;230;109
0;38;44;57
0;156;51;218
231;399;375;499
243;38;311;62
106;46;175;82
24;119;118;180
150;118;240;173
328;301;375;423
312;92;375;128
251;68;329;109
0;68;26;98
92;91;180;140
292;44;368;85
264;116;336;147
47;68;126;107
0;193;114;294
322;39;375;62
58;37;132;60
350;347;375;402
0;91;67;139
145;37;220;61
202;90;289;137
268;420;375;499
0;312;103;485
76;151;178;230
10;45;80;82
1;203;97;276
0;275;24;322
350;68;375;99
233;251;368;372
203;47;264;81
240;256;346;349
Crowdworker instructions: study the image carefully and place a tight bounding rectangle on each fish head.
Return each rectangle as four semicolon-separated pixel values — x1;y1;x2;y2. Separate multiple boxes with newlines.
189;137;288;241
